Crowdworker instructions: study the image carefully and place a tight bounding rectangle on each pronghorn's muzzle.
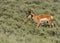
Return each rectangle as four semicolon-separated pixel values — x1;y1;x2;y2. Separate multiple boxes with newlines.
28;15;31;19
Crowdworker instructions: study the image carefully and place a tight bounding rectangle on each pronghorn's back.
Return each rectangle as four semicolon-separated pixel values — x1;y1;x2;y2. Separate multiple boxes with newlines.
37;14;53;21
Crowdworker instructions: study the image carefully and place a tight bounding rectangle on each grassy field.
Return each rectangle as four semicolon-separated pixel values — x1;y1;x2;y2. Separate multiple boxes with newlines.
0;0;60;43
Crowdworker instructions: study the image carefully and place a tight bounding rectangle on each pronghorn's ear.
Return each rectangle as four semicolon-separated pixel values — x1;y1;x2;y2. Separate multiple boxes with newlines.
27;9;34;15
25;10;30;15
28;9;33;14
28;10;31;14
30;10;35;14
27;10;32;15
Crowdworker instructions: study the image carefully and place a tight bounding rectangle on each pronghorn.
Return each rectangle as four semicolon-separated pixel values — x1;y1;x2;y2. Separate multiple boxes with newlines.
26;10;55;28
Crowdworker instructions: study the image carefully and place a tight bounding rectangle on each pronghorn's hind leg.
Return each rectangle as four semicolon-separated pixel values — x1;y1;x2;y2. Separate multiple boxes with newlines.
48;21;55;28
51;22;55;28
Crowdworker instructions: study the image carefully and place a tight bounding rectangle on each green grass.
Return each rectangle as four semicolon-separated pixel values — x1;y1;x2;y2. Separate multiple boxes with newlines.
0;0;60;43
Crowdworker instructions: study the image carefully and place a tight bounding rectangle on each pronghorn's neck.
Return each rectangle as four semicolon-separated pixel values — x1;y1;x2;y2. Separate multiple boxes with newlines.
31;14;39;23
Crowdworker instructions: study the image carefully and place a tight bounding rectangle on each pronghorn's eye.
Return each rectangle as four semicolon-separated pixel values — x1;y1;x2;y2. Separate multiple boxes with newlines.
31;15;33;17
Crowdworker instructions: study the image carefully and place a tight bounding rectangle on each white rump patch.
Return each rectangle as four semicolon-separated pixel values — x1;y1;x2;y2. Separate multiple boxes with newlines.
51;16;53;19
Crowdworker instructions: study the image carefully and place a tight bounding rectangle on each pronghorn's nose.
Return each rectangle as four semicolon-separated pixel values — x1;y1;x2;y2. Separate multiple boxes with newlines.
28;15;31;18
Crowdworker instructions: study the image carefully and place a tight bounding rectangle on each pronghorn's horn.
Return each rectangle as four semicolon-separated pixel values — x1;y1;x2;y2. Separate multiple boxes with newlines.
28;9;35;15
28;10;32;15
28;9;33;13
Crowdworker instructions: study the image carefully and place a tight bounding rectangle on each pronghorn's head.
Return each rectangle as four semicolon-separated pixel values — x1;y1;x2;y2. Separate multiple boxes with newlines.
26;10;35;19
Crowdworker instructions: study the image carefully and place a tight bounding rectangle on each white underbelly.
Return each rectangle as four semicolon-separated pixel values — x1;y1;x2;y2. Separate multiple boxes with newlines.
40;18;49;23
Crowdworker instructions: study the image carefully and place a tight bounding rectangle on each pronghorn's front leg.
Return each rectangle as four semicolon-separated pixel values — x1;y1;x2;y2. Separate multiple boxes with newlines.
48;21;54;28
36;22;41;27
